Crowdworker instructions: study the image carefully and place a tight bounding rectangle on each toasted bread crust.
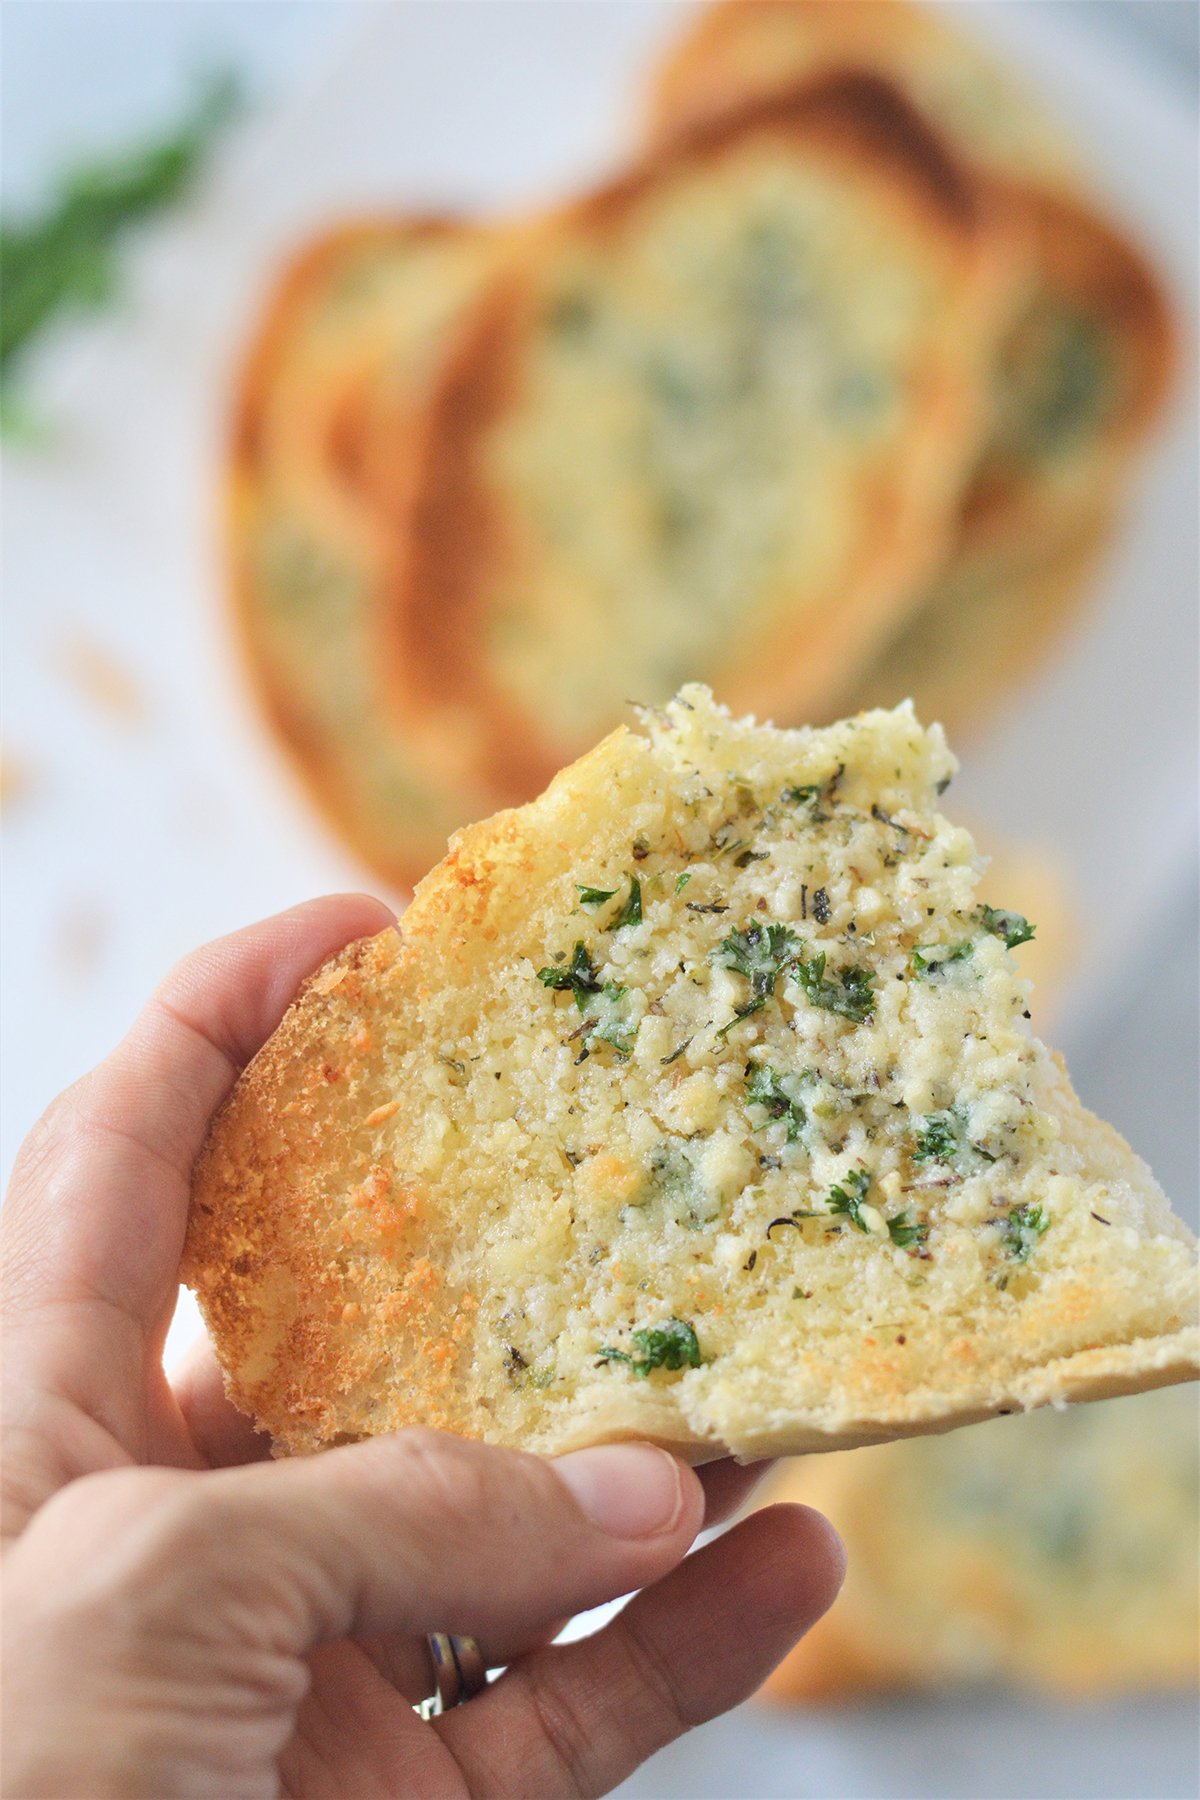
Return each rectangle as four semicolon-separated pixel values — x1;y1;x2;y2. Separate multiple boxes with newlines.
379;74;1015;804
644;0;1082;190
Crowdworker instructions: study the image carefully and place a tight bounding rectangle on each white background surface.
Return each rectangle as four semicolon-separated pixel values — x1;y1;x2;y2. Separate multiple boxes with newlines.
2;7;1197;1798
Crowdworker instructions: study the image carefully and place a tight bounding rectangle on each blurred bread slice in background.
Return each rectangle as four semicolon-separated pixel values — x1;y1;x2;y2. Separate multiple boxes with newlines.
836;509;1112;740
225;1;1173;896
380;74;1017;806
644;0;1082;190
756;1384;1199;1701
834;192;1174;734
647;1;1175;739
959;188;1174;557
229;220;501;889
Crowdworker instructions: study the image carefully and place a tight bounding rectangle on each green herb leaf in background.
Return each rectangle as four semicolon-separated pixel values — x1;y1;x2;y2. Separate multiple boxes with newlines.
1;71;240;421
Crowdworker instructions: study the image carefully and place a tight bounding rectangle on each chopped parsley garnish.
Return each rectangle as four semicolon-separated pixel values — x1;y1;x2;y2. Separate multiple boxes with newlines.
576;883;617;909
886;1211;929;1249
779;763;843;821
910;939;975;978
1000;1202;1050;1262
599;1318;704;1377
979;905;1036;949
794;950;876;1022
745;1063;808;1142
913;1106;996;1172
675;872;692;894
537;941;635;1057
826;1168;871;1232
612;874;643;930
911;908;1034;976
913;1111;960;1163
715;921;801;1030
537;940;601;1001
581;986;637;1058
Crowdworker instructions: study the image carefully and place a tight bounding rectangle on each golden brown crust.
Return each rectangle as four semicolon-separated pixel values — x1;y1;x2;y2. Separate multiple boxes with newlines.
378;73;1014;805
227;216;501;891
644;0;1082;190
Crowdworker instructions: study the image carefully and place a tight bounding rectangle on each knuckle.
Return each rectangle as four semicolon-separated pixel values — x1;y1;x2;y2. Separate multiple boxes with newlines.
613;1612;695;1735
34;1465;191;1554
519;1661;594;1799
7;1087;83;1208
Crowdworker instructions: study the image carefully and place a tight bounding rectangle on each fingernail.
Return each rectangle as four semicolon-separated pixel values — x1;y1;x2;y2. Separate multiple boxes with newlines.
552;1443;687;1538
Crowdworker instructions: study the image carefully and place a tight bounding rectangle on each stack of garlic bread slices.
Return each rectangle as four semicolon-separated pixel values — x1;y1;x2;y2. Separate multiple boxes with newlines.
185;689;1198;1462
646;0;1175;739
382;75;1014;806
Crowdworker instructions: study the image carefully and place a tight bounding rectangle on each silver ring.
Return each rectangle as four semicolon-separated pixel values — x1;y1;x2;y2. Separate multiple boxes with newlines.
449;1634;487;1700
420;1633;487;1716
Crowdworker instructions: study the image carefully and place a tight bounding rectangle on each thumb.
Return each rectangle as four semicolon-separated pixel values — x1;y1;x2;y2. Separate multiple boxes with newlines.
196;1428;707;1648
17;1430;706;1659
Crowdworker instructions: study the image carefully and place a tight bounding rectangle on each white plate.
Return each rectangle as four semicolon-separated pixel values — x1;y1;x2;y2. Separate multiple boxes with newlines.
2;8;1195;1795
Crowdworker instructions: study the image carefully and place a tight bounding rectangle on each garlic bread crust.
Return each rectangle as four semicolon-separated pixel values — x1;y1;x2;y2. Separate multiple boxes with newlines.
185;689;1198;1460
644;0;1082;190
381;76;1014;803
758;1386;1199;1700
230;218;499;890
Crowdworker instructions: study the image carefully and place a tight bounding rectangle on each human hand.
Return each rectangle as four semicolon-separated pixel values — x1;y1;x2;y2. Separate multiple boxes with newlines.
1;897;845;1799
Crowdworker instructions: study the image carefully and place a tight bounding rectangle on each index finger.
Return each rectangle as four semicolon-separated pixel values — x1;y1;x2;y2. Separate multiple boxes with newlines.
1;896;394;1489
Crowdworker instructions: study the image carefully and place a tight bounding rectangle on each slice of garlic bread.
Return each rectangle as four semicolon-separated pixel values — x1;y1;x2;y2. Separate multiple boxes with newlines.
959;187;1174;560
832;508;1112;740
184;688;1198;1460
230;219;499;890
380;75;1015;805
836;190;1174;735
644;0;1082;190
758;1385;1199;1699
